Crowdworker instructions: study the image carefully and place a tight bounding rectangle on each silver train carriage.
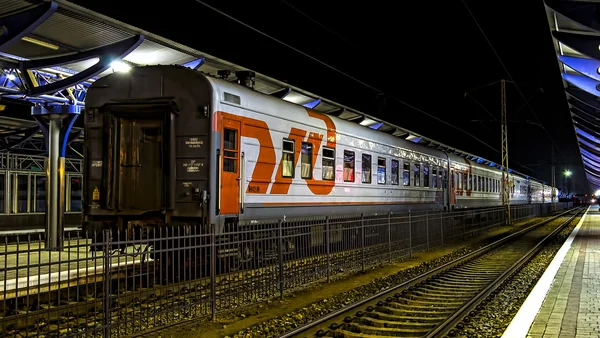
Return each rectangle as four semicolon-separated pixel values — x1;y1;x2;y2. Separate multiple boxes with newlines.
82;65;557;234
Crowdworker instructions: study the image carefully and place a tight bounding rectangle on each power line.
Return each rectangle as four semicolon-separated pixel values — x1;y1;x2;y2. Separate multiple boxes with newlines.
194;0;502;156
278;0;357;48
461;0;567;162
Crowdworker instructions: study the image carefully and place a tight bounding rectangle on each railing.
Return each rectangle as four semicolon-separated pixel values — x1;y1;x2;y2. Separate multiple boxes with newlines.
0;202;572;337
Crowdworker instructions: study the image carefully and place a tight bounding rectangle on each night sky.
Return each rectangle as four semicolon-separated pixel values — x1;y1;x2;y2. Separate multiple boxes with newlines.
70;0;587;194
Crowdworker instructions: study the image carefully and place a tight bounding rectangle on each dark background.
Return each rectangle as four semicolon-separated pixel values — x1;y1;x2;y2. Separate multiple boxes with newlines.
71;0;587;194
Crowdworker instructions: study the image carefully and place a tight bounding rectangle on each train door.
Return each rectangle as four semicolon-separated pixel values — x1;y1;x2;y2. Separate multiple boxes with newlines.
118;118;163;211
220;118;241;215
449;169;456;209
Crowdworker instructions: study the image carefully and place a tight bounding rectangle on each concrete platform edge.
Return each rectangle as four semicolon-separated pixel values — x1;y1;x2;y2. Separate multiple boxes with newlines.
502;206;590;338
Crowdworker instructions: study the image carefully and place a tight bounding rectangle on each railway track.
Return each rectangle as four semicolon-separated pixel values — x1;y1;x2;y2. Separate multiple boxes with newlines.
288;206;585;338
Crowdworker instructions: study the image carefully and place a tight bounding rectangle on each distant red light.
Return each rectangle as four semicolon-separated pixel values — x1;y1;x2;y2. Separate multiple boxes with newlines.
74;179;79;183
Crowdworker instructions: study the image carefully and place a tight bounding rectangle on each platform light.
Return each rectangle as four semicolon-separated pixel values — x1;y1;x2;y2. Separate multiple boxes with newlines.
595;189;600;196
6;74;15;81
564;170;572;177
110;61;131;73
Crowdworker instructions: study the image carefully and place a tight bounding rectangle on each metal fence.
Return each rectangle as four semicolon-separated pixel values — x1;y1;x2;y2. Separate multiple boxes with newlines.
0;202;572;337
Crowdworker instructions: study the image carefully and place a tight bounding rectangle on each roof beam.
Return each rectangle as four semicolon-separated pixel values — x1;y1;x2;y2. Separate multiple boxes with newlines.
0;1;58;51
20;34;143;96
552;31;600;60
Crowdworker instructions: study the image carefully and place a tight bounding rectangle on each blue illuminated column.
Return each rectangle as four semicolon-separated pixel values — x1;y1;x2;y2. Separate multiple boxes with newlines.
32;105;80;250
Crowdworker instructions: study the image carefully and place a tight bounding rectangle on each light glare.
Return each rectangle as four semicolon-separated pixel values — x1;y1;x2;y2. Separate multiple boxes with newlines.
110;61;131;73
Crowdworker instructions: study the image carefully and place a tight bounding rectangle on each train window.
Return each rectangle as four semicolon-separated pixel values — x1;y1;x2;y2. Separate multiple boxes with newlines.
403;161;410;186
377;157;386;184
223;128;238;173
414;163;421;187
468;173;473;191
344;150;355;182
322;147;335;181
432;167;437;188
391;160;399;185
458;172;462;190
0;173;4;214
282;139;295;178
423;164;430;187
301;142;313;179
442;169;447;189
473;175;477;191
362;154;372;183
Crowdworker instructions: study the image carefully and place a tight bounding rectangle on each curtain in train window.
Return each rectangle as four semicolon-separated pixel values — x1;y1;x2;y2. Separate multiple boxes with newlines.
344;150;355;182
282;139;295;178
301;142;312;179
391;160;399;185
442;169;447;189
362;154;371;183
432;167;437;188
322;147;335;180
423;164;430;187
0;173;4;214
403;161;410;186
377;157;386;184
413;163;421;187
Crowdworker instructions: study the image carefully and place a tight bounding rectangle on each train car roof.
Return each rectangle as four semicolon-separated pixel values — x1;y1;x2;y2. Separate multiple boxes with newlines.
206;74;450;161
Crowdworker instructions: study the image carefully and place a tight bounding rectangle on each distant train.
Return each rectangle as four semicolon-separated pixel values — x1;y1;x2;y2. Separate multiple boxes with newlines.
81;65;557;272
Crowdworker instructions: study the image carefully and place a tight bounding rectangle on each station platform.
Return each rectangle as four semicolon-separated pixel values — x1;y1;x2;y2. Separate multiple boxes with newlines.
503;204;598;337
0;239;150;299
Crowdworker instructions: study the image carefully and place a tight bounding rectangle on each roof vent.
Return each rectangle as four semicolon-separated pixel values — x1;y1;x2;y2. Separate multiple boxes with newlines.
217;69;230;79
236;71;255;89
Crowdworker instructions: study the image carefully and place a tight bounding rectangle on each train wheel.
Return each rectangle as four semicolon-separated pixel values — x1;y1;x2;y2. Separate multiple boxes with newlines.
227;243;254;272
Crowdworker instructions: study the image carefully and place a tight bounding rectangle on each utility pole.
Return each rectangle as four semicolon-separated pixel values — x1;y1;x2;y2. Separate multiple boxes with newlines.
501;79;511;225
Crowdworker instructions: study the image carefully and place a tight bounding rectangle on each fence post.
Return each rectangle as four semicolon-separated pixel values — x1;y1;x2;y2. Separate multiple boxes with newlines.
325;216;331;283
408;211;412;258
388;212;392;263
361;214;365;272
210;225;217;320
103;229;112;338
440;211;444;247
278;219;284;299
426;211;430;251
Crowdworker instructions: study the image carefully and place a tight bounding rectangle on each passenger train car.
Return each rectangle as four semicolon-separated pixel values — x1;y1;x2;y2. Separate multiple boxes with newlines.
82;65;557;235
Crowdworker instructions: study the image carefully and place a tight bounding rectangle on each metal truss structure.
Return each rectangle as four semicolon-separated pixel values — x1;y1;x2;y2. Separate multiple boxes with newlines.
544;0;600;192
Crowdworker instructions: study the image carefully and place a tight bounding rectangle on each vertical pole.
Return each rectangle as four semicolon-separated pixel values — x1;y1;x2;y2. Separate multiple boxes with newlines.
103;229;112;338
210;225;216;320
440;211;444;247
361;214;365;272
46;117;61;250
501;79;511;225
278;220;284;299
408;211;412;258
387;212;392;263
426;211;429;250
326;217;331;282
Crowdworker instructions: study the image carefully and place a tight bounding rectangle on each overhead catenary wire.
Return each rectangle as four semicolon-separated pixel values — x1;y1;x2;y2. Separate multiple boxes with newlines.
194;0;552;173
461;0;567;162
